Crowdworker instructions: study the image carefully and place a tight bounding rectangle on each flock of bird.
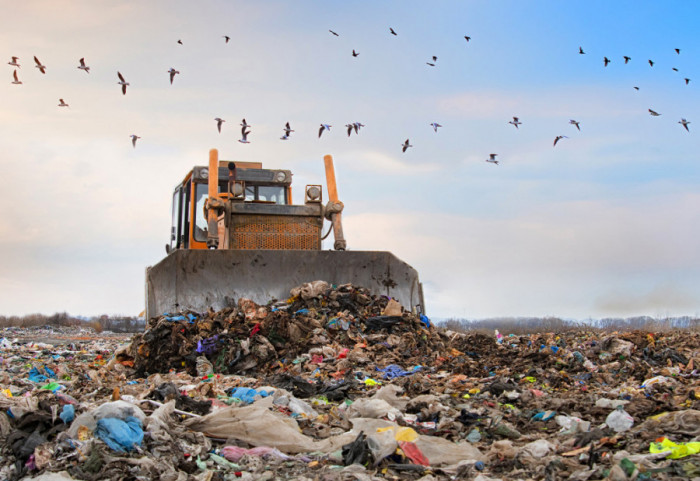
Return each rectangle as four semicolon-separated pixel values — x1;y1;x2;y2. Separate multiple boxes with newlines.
6;27;694;163
583;46;692;134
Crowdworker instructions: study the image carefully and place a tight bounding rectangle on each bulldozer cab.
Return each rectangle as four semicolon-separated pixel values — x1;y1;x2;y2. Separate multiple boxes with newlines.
169;161;300;251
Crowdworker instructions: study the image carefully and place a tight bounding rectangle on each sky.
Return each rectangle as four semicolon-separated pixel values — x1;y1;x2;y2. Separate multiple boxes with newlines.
1;1;699;320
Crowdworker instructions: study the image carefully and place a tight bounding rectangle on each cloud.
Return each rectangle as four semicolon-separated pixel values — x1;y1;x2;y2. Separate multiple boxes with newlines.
343;192;700;318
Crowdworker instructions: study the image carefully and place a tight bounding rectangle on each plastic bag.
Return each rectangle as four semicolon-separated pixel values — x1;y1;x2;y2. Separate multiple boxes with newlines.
342;431;371;466
94;416;143;452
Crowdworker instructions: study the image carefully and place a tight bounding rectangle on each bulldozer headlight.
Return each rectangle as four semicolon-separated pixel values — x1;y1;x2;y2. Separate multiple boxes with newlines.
200;168;209;179
305;185;322;203
275;171;287;183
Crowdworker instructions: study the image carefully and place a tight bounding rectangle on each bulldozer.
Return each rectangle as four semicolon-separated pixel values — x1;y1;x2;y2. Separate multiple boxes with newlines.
145;149;425;319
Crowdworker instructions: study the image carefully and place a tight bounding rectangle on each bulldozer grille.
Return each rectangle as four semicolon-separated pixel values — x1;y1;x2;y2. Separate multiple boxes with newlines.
230;214;322;250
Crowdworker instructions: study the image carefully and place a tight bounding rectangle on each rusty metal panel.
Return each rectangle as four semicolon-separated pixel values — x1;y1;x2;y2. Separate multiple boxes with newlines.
231;214;322;250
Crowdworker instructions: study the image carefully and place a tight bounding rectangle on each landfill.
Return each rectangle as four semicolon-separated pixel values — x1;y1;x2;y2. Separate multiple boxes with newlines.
1;281;699;480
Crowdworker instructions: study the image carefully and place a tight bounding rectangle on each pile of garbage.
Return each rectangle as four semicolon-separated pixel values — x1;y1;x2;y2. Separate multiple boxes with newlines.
1;281;699;480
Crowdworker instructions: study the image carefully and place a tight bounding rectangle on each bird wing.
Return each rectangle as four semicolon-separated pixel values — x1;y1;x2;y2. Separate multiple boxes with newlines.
318;126;324;138
122;84;127;95
79;58;85;67
118;71;125;82
34;56;41;66
13;70;18;81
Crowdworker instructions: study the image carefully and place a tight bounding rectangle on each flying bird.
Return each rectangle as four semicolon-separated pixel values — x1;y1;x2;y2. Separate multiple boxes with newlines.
77;57;90;73
569;119;581;131
401;139;412;152
353;122;364;133
345;124;354;136
390;27;397;36
281;122;294;140
130;135;140;148
8;56;20;68
685;78;691;85
352;50;359;57
34;56;46;74
329;30;339;36
117;71;129;95
508;117;522;129
553;135;568;147
214;118;225;133
465;36;471;42
223;35;231;43
633;86;640;91
319;123;332;138
672;67;679;72
648;59;654;67
168;68;180;84
239;127;251;144
58;98;69;107
177;39;183;45
578;46;584;54
675;48;681;55
603;57;611;67
430;122;442;132
486;154;499;165
678;118;690;132
623;56;631;64
648;109;661;116
11;70;21;85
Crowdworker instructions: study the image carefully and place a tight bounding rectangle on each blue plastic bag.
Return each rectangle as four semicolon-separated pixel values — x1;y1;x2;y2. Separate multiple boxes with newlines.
59;404;75;424
95;416;144;452
228;387;269;405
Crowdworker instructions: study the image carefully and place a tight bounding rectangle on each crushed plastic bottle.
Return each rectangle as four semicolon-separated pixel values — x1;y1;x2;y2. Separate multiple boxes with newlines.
605;405;634;433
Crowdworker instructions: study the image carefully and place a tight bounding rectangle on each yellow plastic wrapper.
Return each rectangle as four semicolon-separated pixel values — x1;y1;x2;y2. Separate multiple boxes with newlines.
650;437;700;459
0;389;12;397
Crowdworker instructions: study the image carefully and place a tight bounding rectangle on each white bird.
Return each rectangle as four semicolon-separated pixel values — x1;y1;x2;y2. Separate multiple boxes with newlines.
486;154;499;165
569;119;581;131
648;109;661;117
319;124;332;138
34;56;46;74
553;135;568;147
214;118;225;133
168;68;179;85
239;127;251;144
130;135;140;148
679;118;690;132
11;70;21;85
430;122;442;132
77;57;90;73
8;56;20;68
283;122;294;137
117;72;129;95
58;98;69;107
402;139;412;152
508;117;522;129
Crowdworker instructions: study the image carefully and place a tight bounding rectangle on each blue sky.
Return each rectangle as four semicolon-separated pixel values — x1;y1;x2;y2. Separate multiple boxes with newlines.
0;1;699;319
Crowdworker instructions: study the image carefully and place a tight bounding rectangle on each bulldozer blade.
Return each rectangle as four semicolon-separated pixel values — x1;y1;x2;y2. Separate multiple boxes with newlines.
146;250;424;319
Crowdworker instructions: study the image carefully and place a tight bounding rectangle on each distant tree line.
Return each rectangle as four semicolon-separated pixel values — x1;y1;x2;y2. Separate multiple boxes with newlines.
0;312;145;333
441;315;699;334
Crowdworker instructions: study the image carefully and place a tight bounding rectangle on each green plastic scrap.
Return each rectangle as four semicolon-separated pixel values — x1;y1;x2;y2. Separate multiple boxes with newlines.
620;458;637;477
209;453;240;470
650;437;700;459
195;456;207;471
